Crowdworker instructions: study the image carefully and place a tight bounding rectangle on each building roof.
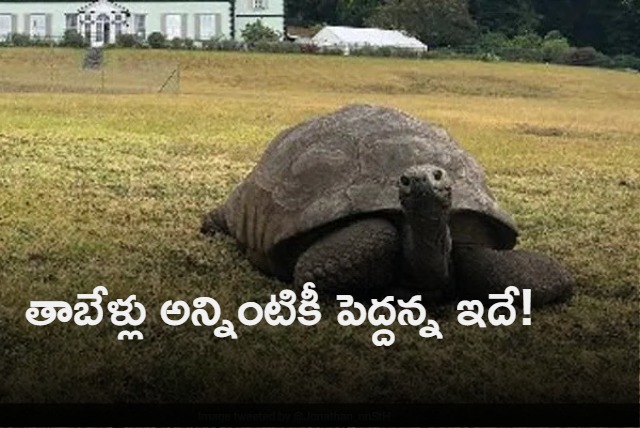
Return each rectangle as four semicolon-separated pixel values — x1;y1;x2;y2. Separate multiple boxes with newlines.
312;26;427;50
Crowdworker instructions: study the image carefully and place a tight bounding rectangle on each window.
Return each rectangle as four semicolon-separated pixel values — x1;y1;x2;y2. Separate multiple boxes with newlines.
95;14;108;42
134;14;146;39
84;22;91;41
65;13;78;31
199;14;215;40
0;14;11;39
252;0;267;10
29;14;46;38
165;14;181;39
114;13;122;39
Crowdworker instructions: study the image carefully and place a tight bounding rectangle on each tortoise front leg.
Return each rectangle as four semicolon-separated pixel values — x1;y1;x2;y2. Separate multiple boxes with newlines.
293;218;401;299
452;246;574;308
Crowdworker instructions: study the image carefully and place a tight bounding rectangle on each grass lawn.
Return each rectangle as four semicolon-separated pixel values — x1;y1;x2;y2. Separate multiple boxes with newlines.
0;48;638;403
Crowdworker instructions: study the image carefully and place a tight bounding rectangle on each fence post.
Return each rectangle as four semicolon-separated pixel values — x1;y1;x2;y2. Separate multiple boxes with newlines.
158;65;180;93
49;40;55;91
177;61;181;94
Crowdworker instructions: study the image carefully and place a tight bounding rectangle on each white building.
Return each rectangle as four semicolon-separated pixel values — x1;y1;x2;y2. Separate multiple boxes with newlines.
312;26;428;55
0;0;284;46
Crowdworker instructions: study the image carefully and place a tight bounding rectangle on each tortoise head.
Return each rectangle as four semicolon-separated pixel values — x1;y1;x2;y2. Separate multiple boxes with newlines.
397;164;454;300
398;165;452;214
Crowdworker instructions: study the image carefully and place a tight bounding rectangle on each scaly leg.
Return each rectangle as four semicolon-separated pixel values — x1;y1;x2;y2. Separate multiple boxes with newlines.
293;218;401;299
453;246;574;308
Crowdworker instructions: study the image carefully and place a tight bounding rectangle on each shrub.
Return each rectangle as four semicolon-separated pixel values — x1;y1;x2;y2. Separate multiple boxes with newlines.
510;32;543;50
420;48;460;60
169;37;184;49
593;51;614;68
30;37;54;47
318;46;346;56
9;33;31;47
202;36;243;51
350;44;377;56
252;41;303;54
542;37;570;63
559;46;601;67
477;32;510;53
497;33;544;62
473;32;545;63
480;52;501;62
299;43;319;54
332;44;424;58
471;31;575;64
499;46;543;62
241;20;280;46
147;31;166;49
612;54;640;71
430;29;634;71
116;33;141;48
380;46;395;57
543;30;565;42
391;47;425;59
183;38;195;50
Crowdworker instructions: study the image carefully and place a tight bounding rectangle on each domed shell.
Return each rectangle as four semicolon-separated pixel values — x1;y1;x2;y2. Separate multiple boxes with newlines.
219;104;518;277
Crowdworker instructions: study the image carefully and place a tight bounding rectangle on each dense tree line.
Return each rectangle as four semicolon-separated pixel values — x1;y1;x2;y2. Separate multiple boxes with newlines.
285;0;640;56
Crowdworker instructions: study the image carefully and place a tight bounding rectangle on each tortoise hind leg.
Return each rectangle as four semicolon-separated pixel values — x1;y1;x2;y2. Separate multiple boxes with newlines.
453;246;574;308
293;218;401;298
200;206;229;236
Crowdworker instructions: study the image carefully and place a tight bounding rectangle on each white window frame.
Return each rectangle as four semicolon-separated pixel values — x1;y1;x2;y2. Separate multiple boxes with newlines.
29;13;46;38
65;13;78;31
114;13;123;39
199;14;216;40
165;13;182;40
0;14;11;39
252;0;267;10
84;21;91;41
134;14;146;40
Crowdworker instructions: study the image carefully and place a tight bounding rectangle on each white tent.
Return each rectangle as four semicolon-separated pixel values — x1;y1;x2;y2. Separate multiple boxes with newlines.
311;26;428;54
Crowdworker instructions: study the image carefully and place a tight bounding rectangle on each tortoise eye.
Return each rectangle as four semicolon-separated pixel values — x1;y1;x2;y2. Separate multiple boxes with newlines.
433;170;443;181
400;175;410;186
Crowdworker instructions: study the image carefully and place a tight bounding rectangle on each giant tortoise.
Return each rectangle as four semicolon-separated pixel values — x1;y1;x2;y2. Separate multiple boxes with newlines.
201;104;574;307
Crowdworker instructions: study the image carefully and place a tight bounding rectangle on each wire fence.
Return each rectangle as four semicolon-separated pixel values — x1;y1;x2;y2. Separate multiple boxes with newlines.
0;46;180;94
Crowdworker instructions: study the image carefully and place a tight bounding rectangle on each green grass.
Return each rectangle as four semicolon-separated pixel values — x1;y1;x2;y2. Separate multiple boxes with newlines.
0;48;638;404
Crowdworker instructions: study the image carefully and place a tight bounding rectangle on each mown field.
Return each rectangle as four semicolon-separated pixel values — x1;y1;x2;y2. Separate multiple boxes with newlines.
0;48;638;403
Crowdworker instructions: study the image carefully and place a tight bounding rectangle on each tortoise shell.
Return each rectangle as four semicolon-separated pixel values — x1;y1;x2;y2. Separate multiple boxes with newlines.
216;104;518;279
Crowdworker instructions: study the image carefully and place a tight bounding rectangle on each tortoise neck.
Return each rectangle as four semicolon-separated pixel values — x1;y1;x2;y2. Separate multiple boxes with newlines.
401;206;452;294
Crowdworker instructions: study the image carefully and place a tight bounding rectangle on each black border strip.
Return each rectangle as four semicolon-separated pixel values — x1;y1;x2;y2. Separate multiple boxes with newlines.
0;403;638;426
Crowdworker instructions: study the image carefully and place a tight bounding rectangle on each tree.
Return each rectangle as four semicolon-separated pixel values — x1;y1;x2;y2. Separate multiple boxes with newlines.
577;0;640;56
285;0;640;57
336;0;382;26
366;0;478;47
469;0;538;36
531;0;640;56
285;0;340;26
529;0;575;40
